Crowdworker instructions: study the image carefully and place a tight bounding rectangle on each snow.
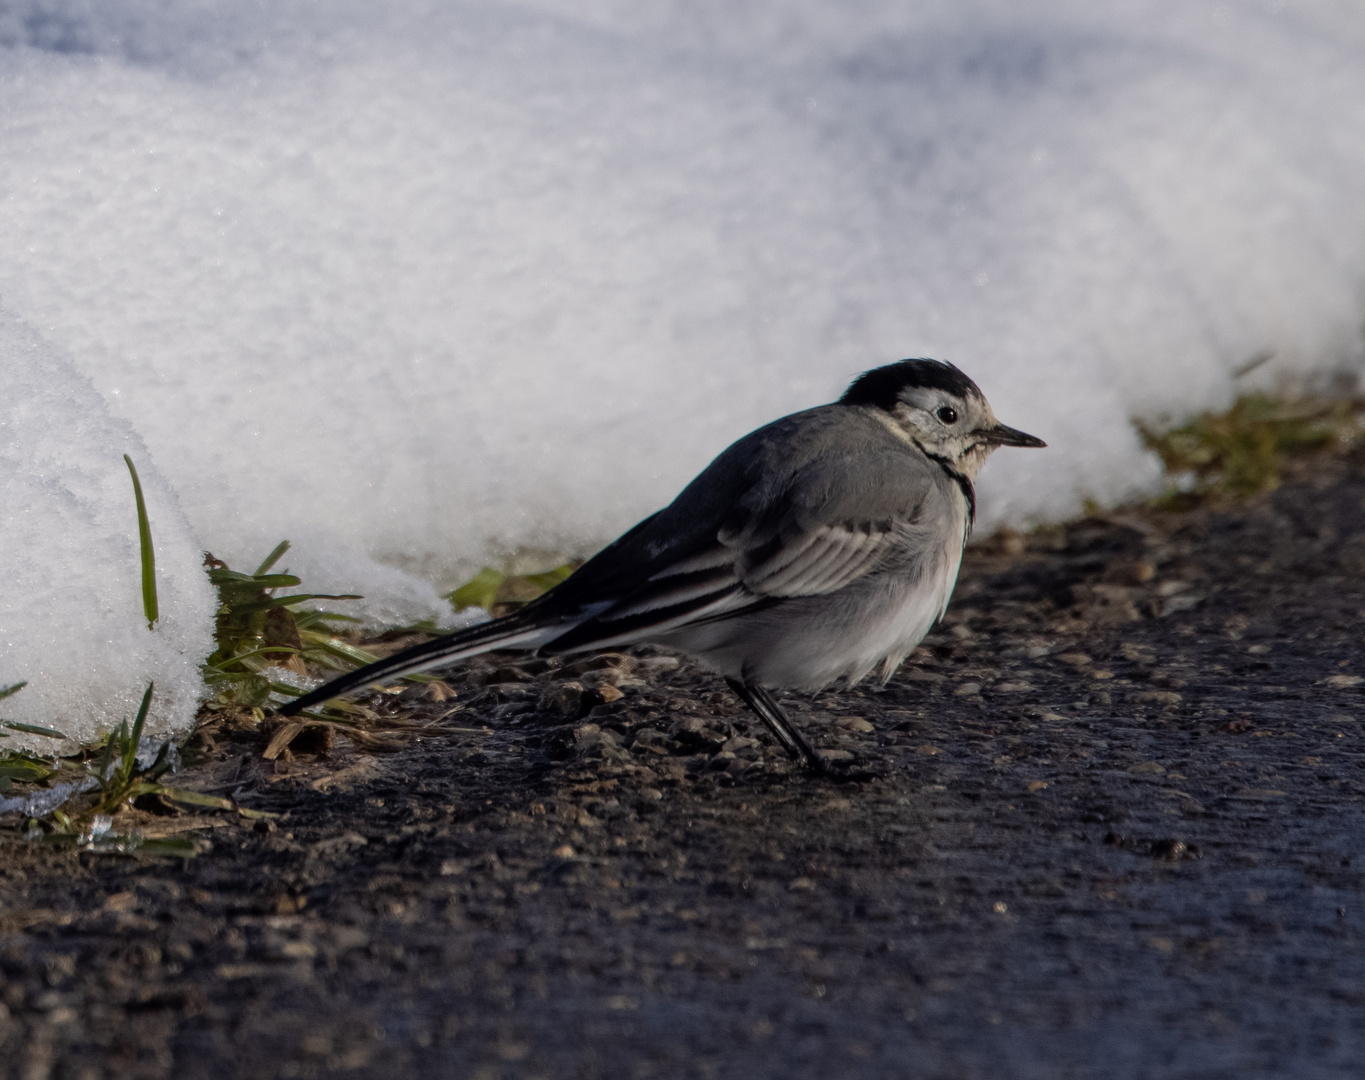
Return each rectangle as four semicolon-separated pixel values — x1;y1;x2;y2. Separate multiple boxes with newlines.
0;314;216;751
1;1;1364;741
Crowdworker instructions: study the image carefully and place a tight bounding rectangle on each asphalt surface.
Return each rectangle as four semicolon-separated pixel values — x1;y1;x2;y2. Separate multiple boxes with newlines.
3;455;1365;1079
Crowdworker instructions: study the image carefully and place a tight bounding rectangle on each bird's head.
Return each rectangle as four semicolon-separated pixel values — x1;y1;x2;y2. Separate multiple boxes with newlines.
840;358;1045;479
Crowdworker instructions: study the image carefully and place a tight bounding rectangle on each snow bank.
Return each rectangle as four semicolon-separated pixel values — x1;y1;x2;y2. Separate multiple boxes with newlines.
0;314;215;751
0;1;1363;732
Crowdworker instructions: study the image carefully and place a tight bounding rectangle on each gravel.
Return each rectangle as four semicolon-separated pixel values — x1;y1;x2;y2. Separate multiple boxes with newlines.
3;455;1365;1079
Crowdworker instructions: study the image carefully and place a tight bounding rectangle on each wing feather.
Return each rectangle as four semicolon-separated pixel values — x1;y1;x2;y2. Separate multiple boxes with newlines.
603;566;737;619
541;579;748;653
651;547;734;577
741;523;896;598
792;528;877;594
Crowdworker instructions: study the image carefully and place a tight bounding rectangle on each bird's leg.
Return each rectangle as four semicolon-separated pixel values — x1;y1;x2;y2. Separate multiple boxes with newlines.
724;678;826;774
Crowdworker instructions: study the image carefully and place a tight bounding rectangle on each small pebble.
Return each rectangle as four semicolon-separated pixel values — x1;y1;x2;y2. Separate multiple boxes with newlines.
1107;559;1156;586
424;681;455;702
996;532;1026;556
540;681;586;715
835;717;875;734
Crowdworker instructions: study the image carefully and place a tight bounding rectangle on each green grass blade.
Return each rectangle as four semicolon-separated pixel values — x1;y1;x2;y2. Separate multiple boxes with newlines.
229;593;363;613
96;724;118;782
112;720;133;785
123;455;159;628
207;570;302;589
0;682;26;702
254;540;292;577
246;573;304;589
126;683;154;774
293;610;362;632
449;567;505;612
0;755;54;783
523;563;576;591
206;568;263;585
145;739;174;781
1;720;68;740
297;632;382;667
204;645;300;669
296;610;363;624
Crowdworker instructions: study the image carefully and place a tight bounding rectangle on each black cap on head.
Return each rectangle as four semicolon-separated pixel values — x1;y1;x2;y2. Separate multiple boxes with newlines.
839;359;981;411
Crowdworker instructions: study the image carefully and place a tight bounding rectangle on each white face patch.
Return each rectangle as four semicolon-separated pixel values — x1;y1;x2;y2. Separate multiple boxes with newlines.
888;387;997;471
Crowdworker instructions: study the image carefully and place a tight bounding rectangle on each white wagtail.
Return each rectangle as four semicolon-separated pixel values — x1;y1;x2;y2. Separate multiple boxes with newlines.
282;359;1045;772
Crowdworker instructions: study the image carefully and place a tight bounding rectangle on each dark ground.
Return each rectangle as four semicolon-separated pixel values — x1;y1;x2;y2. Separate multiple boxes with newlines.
5;456;1365;1080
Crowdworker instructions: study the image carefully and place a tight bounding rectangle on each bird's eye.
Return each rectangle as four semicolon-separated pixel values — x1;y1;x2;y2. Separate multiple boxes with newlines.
936;406;958;424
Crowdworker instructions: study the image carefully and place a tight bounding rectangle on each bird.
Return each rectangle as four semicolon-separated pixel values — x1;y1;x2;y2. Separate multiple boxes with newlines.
280;359;1045;773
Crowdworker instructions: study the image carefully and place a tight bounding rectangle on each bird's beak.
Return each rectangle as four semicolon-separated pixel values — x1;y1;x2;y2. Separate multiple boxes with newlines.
979;422;1046;448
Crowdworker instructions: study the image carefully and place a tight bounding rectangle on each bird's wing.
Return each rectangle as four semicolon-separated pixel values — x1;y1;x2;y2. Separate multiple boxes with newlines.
540;417;955;652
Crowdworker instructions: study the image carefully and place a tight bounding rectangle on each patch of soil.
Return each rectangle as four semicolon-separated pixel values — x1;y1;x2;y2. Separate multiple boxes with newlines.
4;456;1365;1079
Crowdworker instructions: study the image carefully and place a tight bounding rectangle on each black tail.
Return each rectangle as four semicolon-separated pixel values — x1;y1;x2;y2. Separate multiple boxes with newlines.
278;611;550;716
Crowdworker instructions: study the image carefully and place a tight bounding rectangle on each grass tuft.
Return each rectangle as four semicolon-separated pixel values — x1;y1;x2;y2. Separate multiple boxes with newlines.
202;541;369;709
0;485;327;852
1136;392;1362;509
88;683;166;816
0;683;56;795
7;683;237;856
0;750;56;791
198;542;452;757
